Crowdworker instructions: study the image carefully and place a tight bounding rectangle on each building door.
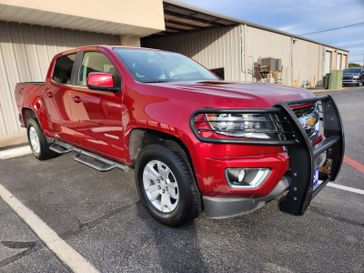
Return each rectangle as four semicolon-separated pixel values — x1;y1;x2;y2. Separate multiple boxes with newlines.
324;50;332;75
336;53;342;69
342;54;348;69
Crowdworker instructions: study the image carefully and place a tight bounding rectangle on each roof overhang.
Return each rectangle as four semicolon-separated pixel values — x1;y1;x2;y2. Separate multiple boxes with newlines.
147;0;348;53
152;0;238;37
0;0;165;36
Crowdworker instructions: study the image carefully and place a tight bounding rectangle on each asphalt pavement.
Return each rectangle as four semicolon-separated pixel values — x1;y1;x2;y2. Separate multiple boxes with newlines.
0;86;363;273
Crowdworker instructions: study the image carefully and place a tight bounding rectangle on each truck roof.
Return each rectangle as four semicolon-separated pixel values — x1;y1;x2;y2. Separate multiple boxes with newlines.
56;45;161;57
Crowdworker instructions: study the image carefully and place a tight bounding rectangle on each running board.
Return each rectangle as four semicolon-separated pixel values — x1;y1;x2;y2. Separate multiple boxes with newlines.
50;140;128;172
50;142;72;154
73;149;128;172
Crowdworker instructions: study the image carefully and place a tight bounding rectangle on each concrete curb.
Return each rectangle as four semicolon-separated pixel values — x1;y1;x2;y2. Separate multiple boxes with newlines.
311;88;347;93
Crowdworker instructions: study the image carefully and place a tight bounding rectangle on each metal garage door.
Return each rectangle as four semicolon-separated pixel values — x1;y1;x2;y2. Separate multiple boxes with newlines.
0;21;119;139
324;50;332;76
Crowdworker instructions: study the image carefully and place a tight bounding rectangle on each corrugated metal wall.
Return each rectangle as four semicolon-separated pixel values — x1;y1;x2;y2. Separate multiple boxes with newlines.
143;25;349;89
143;26;242;81
292;39;322;87
0;21;119;137
244;26;292;85
143;25;294;85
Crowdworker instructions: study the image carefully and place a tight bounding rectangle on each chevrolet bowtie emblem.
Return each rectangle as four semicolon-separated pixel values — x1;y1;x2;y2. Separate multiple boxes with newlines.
305;116;317;127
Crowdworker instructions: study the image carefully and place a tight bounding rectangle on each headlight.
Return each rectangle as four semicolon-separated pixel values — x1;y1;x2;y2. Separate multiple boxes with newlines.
205;113;278;139
353;75;359;79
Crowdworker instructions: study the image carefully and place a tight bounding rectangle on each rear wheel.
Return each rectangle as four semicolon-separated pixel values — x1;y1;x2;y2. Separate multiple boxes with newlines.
27;119;55;160
135;142;201;227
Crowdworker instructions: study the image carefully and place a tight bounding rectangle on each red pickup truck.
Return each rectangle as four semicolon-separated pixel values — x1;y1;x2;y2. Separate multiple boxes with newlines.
15;45;344;226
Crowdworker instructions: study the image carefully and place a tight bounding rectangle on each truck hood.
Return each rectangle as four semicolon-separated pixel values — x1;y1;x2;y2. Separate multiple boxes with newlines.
150;81;314;108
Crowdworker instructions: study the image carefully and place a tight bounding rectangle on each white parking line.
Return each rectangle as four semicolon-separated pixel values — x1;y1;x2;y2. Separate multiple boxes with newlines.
0;184;101;273
327;182;364;195
0;146;31;159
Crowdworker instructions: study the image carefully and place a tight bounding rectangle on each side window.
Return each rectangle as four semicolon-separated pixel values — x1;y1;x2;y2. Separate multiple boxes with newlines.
52;54;76;84
79;52;119;86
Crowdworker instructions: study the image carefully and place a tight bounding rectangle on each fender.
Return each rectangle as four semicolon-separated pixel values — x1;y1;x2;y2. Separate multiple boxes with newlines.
23;95;51;135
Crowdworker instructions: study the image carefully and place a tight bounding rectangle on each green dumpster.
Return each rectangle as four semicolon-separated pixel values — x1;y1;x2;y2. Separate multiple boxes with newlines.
323;73;330;89
328;70;343;89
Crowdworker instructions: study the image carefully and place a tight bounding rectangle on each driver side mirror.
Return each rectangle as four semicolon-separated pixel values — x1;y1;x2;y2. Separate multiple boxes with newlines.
87;72;119;92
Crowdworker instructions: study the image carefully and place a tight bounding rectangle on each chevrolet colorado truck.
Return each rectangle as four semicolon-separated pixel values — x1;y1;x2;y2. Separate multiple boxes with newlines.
15;46;344;227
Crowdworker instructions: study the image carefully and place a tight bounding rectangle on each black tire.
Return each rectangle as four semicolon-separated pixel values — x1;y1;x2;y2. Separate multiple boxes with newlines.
135;142;201;227
26;119;56;160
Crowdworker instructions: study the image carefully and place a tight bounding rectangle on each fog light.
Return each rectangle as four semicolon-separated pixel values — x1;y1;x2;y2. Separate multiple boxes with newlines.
225;168;271;188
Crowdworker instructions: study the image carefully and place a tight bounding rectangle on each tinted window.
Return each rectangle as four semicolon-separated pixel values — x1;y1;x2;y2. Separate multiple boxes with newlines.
210;67;225;80
114;48;218;83
79;52;118;86
344;68;361;73
52;54;76;84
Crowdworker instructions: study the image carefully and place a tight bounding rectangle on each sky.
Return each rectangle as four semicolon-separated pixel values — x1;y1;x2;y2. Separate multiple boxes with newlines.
178;0;364;65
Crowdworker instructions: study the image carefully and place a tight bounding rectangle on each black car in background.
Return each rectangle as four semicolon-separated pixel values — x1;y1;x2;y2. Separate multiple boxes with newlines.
342;67;364;86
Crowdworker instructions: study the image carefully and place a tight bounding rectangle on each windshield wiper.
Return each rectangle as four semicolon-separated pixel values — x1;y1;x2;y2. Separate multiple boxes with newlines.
143;80;171;83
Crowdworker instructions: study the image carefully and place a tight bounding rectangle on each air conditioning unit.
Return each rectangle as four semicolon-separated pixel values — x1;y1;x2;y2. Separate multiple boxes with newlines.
258;57;282;71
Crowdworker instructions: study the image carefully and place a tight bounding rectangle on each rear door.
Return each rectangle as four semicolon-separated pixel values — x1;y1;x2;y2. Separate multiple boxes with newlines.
44;53;79;143
69;51;125;161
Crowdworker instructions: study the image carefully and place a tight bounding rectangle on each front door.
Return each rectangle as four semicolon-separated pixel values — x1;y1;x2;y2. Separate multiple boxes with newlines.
69;51;125;161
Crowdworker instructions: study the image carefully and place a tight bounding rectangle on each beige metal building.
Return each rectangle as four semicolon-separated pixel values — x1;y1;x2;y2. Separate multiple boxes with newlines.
143;1;349;88
0;0;349;144
0;0;165;144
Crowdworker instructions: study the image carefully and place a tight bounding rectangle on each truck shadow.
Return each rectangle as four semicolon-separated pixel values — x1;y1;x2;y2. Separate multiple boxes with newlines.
136;204;209;273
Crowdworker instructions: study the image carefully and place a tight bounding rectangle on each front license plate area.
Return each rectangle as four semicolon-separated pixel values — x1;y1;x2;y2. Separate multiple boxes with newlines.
312;167;320;190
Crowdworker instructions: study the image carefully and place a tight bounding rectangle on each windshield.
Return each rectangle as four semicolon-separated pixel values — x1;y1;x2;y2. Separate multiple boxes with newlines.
113;48;218;83
344;68;361;73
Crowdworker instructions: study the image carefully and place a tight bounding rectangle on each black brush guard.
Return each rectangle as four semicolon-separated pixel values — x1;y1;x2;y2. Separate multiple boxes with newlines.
190;95;344;215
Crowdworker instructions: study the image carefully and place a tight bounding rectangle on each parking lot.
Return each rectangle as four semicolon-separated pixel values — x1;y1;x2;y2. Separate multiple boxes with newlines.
0;87;363;273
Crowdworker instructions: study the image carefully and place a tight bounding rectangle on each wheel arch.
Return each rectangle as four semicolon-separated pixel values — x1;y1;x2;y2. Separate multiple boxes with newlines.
128;128;194;170
22;107;37;126
21;104;50;134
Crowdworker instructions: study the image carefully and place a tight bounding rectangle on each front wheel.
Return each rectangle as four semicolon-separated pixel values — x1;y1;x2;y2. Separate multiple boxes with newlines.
135;143;201;227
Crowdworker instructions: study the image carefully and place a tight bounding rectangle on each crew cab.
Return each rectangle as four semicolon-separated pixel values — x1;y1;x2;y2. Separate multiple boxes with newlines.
15;46;344;226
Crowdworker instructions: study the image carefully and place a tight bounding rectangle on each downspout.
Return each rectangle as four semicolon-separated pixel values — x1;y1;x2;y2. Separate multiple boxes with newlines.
290;36;294;86
244;24;248;82
317;45;321;87
240;24;247;81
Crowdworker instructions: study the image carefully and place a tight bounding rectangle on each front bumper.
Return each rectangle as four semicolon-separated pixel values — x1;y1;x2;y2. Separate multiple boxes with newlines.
191;95;344;217
203;177;290;218
343;79;359;84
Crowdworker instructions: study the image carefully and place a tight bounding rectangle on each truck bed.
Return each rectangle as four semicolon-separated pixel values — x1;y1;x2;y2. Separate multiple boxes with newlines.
14;82;46;125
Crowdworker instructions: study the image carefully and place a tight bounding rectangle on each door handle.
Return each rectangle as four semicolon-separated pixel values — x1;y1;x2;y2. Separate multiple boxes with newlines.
73;96;82;103
46;91;54;98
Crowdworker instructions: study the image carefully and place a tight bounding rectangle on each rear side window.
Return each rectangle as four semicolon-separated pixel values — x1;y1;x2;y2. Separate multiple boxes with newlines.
52;54;76;84
79;52;118;86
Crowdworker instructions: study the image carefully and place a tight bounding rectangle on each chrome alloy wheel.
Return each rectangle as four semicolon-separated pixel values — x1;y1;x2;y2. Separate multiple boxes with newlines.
142;160;179;213
29;126;40;154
